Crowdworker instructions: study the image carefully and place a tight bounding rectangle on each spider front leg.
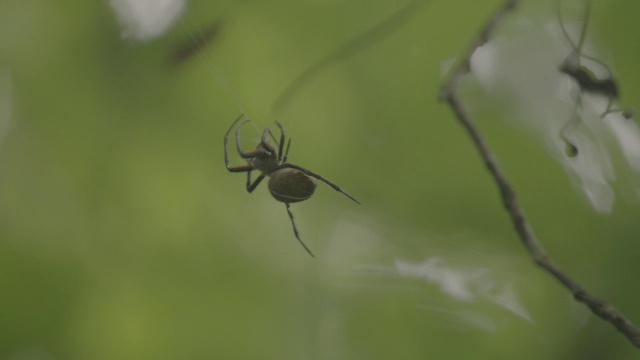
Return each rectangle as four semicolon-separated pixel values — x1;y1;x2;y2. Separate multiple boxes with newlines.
233;119;274;159
224;115;267;169
224;114;249;171
285;203;314;257
282;139;291;163
274;121;292;163
275;121;286;162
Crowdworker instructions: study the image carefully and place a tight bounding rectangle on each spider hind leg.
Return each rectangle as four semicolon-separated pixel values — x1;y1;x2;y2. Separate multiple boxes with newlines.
285;203;315;257
282;164;360;204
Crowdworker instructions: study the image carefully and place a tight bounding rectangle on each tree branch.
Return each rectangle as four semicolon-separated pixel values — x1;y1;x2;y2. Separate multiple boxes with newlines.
439;0;640;349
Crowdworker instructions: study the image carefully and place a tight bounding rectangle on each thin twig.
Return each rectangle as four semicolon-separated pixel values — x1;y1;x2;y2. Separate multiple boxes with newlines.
272;0;428;116
439;0;640;349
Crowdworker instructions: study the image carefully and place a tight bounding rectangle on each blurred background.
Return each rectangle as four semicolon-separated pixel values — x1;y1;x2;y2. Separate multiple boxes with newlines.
0;0;639;358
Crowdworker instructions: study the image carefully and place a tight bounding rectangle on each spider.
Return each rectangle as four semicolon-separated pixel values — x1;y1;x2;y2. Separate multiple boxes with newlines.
224;114;360;257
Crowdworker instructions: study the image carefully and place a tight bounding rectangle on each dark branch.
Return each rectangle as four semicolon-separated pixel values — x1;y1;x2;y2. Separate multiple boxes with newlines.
439;0;640;349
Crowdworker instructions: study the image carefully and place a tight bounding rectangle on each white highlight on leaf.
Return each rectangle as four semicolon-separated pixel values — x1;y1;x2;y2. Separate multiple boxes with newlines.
109;0;186;41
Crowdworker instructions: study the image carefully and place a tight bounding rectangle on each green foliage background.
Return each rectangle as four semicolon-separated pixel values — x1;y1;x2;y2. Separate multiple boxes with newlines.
0;0;639;359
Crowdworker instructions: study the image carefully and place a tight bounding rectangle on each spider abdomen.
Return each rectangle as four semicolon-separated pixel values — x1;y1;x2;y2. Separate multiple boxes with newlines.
268;168;317;203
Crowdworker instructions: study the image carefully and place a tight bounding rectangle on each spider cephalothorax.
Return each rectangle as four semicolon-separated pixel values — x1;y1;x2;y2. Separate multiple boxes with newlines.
224;114;360;256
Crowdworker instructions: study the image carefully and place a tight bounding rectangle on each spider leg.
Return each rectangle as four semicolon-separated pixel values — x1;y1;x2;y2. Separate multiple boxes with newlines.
227;164;254;173
267;129;279;146
275;121;286;162
234;119;253;157
234;119;274;159
246;172;266;193
224;115;270;171
259;127;272;150
285;203;314;257
282;163;361;204
282;138;291;163
224;114;246;170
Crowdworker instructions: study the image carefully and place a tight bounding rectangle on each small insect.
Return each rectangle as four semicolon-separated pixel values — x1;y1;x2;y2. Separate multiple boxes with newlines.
224;114;360;257
557;0;618;102
556;0;625;157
